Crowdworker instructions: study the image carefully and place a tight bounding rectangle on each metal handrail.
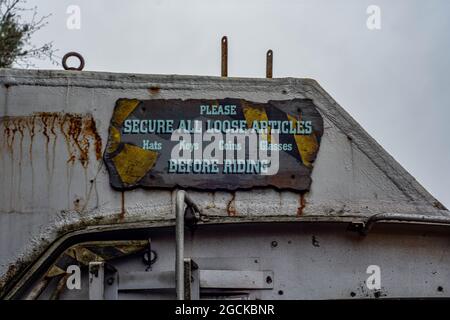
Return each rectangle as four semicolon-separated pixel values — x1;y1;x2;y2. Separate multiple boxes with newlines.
175;190;200;300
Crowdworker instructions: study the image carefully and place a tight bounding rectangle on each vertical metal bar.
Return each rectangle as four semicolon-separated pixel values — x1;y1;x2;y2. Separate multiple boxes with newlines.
190;261;200;300
184;258;192;300
184;258;200;300
221;36;228;77
104;270;118;300
89;262;105;300
176;190;186;300
266;50;273;78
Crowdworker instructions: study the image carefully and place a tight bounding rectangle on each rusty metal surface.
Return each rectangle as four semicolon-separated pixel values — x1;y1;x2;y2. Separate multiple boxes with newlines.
103;98;323;191
266;50;273;78
221;36;228;77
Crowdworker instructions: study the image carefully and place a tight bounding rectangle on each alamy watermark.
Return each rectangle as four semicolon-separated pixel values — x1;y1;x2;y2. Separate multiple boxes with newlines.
366;264;381;290
366;5;381;30
66;5;81;30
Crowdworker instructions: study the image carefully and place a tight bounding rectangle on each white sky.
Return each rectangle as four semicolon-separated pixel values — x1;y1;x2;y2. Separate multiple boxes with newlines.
23;0;450;207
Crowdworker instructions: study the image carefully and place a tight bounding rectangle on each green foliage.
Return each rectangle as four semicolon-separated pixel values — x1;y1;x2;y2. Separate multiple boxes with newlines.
0;0;56;68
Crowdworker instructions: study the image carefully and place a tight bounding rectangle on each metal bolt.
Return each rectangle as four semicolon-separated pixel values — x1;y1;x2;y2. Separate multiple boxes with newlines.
271;241;278;248
266;276;272;284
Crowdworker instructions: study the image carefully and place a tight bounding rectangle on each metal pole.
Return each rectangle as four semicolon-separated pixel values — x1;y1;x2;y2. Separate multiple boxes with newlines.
266;50;273;78
221;36;228;77
175;190;186;300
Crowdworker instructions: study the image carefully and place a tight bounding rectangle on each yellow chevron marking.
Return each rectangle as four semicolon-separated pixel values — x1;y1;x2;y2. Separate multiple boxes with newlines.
112;144;158;185
112;99;140;127
287;113;318;168
67;246;104;265
242;103;271;143
114;240;149;254
46;265;65;278
106;126;121;153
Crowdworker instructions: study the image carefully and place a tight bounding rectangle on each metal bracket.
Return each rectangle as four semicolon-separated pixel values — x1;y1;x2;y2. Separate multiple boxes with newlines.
184;258;200;300
88;262;105;300
347;221;366;235
88;262;118;300
117;268;273;296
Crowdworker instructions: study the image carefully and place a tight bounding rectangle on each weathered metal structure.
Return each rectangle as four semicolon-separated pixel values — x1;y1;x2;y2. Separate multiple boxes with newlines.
0;67;449;299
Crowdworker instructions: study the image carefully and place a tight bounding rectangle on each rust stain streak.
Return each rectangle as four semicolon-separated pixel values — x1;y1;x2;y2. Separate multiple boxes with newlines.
119;191;126;221
25;115;36;163
83;116;102;160
0;112;104;211
227;192;237;216
148;87;161;95
297;193;306;216
1;113;103;169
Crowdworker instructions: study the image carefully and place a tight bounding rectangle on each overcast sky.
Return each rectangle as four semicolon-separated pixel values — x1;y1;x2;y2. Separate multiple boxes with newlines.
24;0;450;207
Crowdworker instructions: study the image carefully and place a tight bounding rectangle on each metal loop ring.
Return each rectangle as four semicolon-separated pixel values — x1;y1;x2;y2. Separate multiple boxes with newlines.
143;250;158;266
62;52;85;71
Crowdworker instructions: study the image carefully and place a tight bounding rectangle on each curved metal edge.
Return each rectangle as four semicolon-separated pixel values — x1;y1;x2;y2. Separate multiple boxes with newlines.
1;216;355;300
361;212;450;235
3;211;450;299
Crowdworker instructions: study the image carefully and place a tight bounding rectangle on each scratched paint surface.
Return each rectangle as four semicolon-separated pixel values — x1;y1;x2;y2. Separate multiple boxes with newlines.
103;98;324;191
